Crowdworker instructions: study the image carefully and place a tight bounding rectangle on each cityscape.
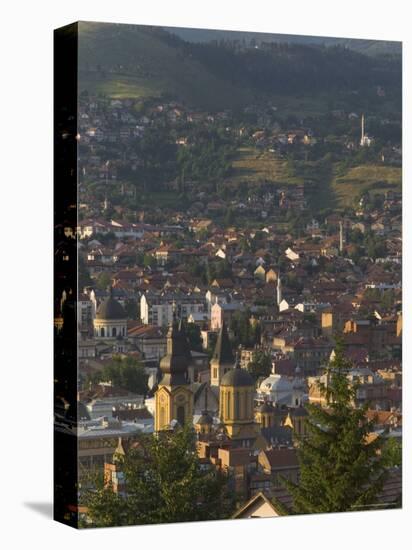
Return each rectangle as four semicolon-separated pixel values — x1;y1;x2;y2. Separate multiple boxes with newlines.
54;22;402;527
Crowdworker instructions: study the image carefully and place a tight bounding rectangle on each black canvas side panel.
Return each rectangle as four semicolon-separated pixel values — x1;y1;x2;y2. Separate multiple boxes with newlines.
54;22;79;529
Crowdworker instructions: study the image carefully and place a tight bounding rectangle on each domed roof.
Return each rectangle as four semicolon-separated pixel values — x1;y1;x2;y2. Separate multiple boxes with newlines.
260;374;293;393
292;377;306;390
96;290;126;320
221;366;254;387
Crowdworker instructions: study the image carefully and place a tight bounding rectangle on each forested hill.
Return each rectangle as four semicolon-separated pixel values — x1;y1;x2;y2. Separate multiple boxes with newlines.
78;21;401;110
166;27;402;58
180;40;401;96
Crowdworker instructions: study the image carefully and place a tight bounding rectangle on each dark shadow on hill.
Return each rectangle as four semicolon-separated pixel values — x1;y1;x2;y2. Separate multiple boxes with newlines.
308;178;338;213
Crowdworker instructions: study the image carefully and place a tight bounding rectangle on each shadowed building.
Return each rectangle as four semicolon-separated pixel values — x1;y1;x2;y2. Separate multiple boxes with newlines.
255;401;278;429
219;354;261;448
154;319;193;431
210;322;235;386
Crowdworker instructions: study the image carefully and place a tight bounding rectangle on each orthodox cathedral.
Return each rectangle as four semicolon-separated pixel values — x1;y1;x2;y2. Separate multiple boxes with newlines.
153;314;308;450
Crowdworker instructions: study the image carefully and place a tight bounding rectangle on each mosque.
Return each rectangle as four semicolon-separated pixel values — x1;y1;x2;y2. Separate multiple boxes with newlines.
93;287;127;340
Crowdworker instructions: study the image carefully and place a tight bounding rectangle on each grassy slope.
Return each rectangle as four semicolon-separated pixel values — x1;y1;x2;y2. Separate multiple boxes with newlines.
228;149;402;210
229;147;303;186
331;164;402;206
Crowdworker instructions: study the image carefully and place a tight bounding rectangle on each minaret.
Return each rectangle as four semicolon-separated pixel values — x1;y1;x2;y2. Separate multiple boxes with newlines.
339;221;344;253
360;113;365;147
277;273;282;307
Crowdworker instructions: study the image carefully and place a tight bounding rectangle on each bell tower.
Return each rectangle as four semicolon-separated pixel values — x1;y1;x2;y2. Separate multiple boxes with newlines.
155;317;193;431
210;321;235;386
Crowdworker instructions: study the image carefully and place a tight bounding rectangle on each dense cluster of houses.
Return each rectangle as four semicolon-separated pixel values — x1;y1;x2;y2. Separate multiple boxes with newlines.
55;94;402;518
56;193;402;510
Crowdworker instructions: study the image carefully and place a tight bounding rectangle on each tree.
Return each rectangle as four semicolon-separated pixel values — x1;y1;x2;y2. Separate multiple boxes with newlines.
248;350;271;380
224;207;235;227
230;310;252;347
381;437;402;468
98;356;148;395
78;255;93;291
124;299;138;320
96;271;111;291
143;253;156;269
82;426;236;527
185;322;203;352
284;341;388;514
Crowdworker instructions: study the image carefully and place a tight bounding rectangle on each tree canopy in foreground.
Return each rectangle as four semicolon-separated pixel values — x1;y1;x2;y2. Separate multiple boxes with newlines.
284;341;389;514
82;426;236;527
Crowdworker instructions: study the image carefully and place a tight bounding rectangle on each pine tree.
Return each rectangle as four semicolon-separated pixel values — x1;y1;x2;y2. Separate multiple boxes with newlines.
284;341;388;514
248;350;271;381
82;426;236;527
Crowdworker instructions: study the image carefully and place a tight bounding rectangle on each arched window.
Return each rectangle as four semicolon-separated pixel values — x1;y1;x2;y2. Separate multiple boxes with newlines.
100;327;104;337
227;391;231;420
112;327;117;337
177;405;185;426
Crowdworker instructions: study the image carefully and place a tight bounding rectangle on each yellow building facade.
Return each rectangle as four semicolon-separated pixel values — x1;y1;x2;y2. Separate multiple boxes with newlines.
219;363;259;447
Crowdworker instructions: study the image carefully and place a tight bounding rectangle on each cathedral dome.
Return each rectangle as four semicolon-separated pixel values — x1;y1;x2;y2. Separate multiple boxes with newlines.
96;293;126;320
221;367;254;387
260;374;293;393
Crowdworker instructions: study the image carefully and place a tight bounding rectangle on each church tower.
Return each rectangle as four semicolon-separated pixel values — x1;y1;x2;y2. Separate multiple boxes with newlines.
219;352;258;447
210;321;235;386
155;318;193;432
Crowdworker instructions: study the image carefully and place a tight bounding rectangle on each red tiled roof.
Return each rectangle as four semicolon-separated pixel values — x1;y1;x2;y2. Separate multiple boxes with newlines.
261;448;299;469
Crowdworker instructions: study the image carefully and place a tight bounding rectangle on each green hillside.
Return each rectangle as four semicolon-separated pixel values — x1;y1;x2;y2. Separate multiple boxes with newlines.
78;22;253;109
167;27;401;57
77;22;401;112
332;164;402;206
230;147;302;186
